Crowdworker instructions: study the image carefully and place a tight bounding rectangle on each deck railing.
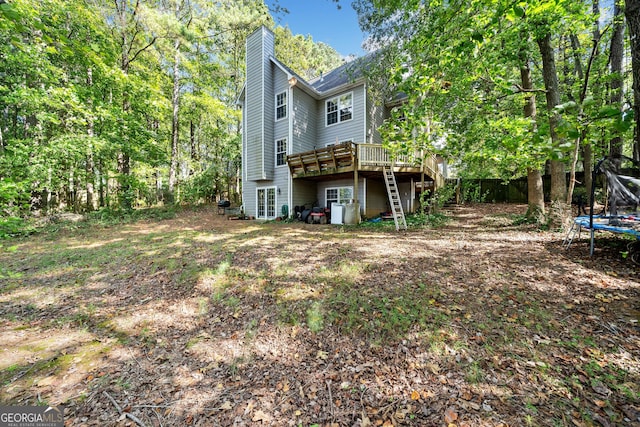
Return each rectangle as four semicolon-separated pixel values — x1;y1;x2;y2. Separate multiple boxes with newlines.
358;144;445;188
358;144;420;168
287;142;445;189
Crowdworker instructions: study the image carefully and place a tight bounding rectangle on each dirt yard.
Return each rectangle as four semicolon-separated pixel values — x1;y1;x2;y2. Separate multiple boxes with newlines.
0;204;638;426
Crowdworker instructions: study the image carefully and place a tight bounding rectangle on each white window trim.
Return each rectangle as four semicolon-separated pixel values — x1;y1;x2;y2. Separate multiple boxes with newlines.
275;91;287;121
325;91;353;127
275;137;287;168
325;186;354;207
256;186;277;219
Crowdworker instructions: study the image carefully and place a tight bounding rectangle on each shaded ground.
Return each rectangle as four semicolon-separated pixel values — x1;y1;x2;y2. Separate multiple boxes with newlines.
0;204;638;427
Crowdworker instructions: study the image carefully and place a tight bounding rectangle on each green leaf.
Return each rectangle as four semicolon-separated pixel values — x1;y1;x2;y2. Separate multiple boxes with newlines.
598;106;621;118
513;5;525;18
0;3;21;21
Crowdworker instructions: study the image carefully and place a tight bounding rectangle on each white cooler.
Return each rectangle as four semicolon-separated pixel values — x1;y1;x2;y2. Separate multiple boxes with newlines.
331;203;344;224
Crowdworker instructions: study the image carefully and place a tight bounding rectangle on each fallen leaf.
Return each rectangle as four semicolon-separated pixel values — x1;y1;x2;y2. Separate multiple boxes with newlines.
220;401;232;410
591;381;611;397
422;390;435;399
252;410;271;422
410;390;420;400
444;407;458;424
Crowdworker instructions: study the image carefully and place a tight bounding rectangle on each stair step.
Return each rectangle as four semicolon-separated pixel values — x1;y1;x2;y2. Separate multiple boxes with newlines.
382;166;407;231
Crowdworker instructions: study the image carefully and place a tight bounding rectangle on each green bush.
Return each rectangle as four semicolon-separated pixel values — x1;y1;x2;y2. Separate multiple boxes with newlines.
0;178;30;217
86;205;178;226
180;169;219;205
420;183;456;214
460;179;489;203
0;216;33;238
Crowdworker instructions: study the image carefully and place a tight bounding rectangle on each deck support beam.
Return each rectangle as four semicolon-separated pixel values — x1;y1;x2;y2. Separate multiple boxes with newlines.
353;150;360;224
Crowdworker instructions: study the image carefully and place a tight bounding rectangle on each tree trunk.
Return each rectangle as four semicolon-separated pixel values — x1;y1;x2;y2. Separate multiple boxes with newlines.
0;115;3;153
98;160;105;208
86;67;95;212
117;0;132;210
168;36;181;204
582;0;601;205
190;120;198;175
521;58;545;222
537;32;568;228
610;0;625;162
1;106;7;152
625;0;640;159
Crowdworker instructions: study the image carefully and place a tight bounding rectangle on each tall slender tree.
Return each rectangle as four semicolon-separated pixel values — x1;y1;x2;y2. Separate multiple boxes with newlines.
626;0;640;160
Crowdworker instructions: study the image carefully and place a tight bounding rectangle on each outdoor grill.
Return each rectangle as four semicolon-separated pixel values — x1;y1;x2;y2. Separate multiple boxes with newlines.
217;200;231;215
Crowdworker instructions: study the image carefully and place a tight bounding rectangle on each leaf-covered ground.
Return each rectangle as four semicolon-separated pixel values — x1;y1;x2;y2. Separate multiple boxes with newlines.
1;204;638;427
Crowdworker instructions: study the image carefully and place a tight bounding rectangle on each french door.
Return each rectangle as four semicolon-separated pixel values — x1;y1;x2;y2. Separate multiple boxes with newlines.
256;187;276;219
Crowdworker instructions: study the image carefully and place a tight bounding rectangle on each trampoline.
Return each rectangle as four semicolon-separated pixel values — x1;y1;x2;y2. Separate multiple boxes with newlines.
563;156;640;264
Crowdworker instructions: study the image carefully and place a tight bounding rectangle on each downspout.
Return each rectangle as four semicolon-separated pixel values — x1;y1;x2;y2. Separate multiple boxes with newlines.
242;101;247;213
261;28;266;180
363;83;369;143
288;78;295;219
360;84;368;221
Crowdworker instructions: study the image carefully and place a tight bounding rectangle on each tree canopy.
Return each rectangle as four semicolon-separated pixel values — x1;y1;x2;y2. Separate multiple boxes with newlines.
0;0;343;221
354;0;637;224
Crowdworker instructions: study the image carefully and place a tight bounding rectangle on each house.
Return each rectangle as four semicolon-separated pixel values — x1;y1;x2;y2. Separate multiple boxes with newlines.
237;26;445;224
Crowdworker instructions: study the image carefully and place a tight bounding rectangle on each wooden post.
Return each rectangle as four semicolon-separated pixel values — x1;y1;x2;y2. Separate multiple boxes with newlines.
421;153;426;213
354;147;360;223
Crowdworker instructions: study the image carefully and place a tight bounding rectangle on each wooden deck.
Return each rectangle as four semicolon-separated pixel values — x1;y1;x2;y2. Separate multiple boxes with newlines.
287;142;445;189
286;142;357;178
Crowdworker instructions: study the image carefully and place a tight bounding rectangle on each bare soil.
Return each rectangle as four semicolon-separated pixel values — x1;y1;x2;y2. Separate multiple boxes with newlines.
0;203;638;427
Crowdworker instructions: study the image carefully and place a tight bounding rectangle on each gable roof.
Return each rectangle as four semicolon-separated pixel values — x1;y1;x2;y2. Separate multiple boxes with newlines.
236;30;372;105
271;54;368;99
309;59;365;93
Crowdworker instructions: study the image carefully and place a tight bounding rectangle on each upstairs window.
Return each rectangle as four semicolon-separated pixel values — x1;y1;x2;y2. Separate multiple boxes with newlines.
275;91;287;120
275;138;287;166
326;93;352;126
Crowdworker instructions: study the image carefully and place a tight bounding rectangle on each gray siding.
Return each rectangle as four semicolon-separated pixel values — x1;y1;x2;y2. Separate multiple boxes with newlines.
317;85;366;145
292;88;316;152
365;179;387;217
398;182;413;213
245;27;274;181
366;91;385;145
242;179;257;216
272;66;289;162
365;179;414;217
292;180;317;210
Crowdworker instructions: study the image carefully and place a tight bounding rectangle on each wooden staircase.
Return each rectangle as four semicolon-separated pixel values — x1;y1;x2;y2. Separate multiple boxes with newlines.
383;167;407;231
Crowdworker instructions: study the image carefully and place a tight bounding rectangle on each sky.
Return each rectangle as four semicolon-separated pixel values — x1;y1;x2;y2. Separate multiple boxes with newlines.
267;0;366;58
